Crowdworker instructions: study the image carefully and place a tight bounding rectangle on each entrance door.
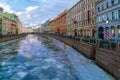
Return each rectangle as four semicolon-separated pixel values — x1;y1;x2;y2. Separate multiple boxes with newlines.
98;27;104;39
92;29;95;37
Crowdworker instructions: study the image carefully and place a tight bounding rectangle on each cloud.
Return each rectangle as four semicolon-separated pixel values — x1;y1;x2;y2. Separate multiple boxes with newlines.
16;6;39;25
1;0;79;28
42;0;46;2
24;21;28;24
29;23;38;26
0;3;14;13
34;14;38;18
25;6;38;12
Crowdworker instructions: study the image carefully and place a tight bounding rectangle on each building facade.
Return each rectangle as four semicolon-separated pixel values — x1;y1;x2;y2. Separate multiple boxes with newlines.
43;19;51;33
2;12;19;35
2;16;11;35
0;7;22;35
21;27;33;33
40;24;45;33
0;7;3;35
54;10;67;34
67;0;99;37
33;28;39;33
11;20;17;34
96;0;120;40
49;19;55;33
2;14;19;35
18;20;22;34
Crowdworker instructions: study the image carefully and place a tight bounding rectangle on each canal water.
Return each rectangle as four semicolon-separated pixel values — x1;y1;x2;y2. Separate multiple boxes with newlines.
0;34;115;80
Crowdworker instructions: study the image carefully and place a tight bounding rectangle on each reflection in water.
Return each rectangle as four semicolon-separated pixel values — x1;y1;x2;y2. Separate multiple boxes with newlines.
0;49;18;62
62;43;67;50
0;34;115;80
0;63;2;71
23;54;33;59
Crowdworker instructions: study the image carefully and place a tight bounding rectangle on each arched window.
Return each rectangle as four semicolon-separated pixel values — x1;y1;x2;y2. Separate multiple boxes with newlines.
118;25;120;37
98;27;104;39
111;26;115;37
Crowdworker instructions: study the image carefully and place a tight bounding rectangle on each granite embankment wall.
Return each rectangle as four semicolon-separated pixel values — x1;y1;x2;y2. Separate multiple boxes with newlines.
41;34;120;79
49;35;95;59
96;48;120;79
0;34;27;43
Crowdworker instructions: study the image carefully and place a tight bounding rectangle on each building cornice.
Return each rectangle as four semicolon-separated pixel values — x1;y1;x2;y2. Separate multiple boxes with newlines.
68;0;82;12
95;0;104;5
54;10;67;21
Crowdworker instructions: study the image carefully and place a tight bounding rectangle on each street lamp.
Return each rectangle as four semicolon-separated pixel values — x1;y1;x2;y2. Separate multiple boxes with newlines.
106;20;109;24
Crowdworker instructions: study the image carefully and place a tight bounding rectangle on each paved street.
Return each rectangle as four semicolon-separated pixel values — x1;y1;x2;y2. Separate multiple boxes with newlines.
0;34;115;80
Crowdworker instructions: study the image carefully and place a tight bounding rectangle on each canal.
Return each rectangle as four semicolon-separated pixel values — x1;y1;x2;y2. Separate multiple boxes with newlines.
0;34;115;80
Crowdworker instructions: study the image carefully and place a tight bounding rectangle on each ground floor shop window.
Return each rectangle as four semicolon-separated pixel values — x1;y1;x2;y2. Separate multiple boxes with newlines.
111;26;115;37
118;25;120;37
119;10;120;19
80;29;83;37
98;27;104;39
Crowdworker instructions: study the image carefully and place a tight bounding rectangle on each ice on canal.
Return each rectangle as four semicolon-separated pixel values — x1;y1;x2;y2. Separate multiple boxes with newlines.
0;34;115;80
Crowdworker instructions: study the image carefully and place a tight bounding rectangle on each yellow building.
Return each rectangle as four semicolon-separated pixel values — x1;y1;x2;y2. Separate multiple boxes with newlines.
33;28;39;33
21;27;27;33
18;20;22;34
11;20;17;34
27;28;33;33
22;26;33;33
49;19;55;33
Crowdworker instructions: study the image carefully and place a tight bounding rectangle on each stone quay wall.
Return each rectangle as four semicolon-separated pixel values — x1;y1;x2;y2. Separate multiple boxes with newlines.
41;34;120;79
50;35;95;59
96;48;120;79
0;34;27;43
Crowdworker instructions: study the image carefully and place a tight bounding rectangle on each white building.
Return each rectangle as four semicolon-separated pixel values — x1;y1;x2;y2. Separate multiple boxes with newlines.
67;0;100;37
96;0;120;40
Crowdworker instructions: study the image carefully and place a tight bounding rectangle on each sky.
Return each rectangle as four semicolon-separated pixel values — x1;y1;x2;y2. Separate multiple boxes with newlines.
0;0;79;28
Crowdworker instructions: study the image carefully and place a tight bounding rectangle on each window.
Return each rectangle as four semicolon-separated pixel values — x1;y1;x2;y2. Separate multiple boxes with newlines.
102;15;105;21
99;16;101;22
119;10;120;19
111;0;114;6
119;0;120;3
92;10;94;16
106;13;109;20
118;26;120;37
112;12;115;20
92;2;94;8
92;19;94;25
102;4;104;10
98;7;100;12
106;2;109;8
0;21;2;25
111;26;115;37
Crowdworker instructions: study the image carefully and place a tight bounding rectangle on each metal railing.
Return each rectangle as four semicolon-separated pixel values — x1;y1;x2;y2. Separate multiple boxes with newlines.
39;33;120;52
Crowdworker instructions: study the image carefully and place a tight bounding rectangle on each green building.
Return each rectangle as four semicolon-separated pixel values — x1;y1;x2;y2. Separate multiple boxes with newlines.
0;7;3;35
3;12;19;34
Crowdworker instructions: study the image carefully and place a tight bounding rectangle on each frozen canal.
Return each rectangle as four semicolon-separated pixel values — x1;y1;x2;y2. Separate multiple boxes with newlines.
0;34;115;80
